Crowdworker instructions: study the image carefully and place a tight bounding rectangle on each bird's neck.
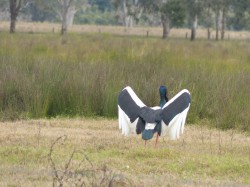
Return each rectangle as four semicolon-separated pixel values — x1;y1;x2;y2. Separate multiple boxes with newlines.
160;98;166;108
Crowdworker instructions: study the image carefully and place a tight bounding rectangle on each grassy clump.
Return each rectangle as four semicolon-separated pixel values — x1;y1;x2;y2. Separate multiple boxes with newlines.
0;32;249;131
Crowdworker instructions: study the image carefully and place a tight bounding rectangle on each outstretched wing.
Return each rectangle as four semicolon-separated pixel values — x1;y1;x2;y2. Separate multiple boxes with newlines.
161;89;191;140
118;86;146;136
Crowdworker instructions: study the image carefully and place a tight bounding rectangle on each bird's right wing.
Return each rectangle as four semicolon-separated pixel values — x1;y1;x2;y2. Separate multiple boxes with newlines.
161;89;191;140
118;86;146;136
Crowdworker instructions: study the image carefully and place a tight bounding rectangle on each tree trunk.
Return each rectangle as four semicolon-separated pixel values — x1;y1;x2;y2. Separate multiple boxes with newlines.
191;14;197;41
61;0;67;35
61;15;67;35
61;12;68;35
10;17;16;33
215;8;220;40
162;16;170;39
126;16;134;27
60;0;74;35
9;0;22;33
221;8;226;40
122;0;128;27
207;28;211;40
66;4;76;26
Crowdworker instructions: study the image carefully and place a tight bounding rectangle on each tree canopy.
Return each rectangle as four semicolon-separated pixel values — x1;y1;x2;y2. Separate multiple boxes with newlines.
1;0;249;36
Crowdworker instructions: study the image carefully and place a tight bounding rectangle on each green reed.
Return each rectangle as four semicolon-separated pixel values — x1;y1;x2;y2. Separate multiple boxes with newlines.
0;32;249;131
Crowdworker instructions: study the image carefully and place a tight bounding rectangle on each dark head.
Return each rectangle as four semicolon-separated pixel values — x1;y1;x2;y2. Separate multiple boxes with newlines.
159;86;168;108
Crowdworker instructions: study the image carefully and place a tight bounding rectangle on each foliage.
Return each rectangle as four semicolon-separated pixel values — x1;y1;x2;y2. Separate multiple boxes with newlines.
138;0;185;28
227;0;250;30
185;0;203;26
161;0;186;28
1;0;250;31
89;0;114;12
74;5;117;25
28;1;58;22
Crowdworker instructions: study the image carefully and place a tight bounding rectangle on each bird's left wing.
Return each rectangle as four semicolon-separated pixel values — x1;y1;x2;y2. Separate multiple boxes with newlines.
161;89;191;140
118;86;146;136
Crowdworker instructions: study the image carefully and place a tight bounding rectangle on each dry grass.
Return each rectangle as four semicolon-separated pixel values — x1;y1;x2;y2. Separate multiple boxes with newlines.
0;118;249;186
0;21;250;39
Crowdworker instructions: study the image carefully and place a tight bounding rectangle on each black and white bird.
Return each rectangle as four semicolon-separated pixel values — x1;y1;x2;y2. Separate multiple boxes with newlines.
118;86;191;146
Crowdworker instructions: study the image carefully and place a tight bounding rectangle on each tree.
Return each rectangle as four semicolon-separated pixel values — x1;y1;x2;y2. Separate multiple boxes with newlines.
185;0;202;41
206;0;232;40
0;0;9;31
0;0;9;21
211;0;221;40
201;0;213;40
139;0;185;39
36;0;86;35
227;0;250;30
28;1;57;22
211;0;234;40
113;0;142;27
9;0;30;33
89;0;113;12
58;0;87;35
60;0;75;35
219;0;234;40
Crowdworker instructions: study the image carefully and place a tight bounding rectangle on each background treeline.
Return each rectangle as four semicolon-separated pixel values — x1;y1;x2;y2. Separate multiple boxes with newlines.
0;0;250;38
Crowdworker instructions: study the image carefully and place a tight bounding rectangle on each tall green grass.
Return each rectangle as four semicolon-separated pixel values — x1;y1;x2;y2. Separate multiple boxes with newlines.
0;32;249;131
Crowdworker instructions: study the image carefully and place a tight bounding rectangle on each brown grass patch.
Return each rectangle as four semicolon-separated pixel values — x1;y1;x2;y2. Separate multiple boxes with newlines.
0;21;250;40
0;118;249;186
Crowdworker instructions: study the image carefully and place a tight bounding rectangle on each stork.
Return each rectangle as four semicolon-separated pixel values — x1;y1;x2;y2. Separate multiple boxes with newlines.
118;86;191;146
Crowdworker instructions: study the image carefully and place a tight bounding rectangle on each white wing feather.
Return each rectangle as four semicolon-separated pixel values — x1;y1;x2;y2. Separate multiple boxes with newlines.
161;104;190;140
118;106;139;136
118;87;145;136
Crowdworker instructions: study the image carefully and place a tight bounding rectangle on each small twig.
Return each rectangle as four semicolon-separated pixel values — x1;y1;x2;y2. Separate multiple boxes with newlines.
48;135;133;186
218;129;222;155
230;129;234;148
75;151;89;171
63;147;76;176
99;164;108;186
37;122;42;147
201;126;204;144
48;135;67;187
209;131;213;155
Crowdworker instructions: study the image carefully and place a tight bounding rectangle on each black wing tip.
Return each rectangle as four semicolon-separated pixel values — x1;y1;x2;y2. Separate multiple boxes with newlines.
180;89;191;103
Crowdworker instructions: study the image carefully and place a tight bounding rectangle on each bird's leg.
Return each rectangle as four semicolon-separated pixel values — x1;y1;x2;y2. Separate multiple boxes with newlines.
145;140;147;147
154;133;159;148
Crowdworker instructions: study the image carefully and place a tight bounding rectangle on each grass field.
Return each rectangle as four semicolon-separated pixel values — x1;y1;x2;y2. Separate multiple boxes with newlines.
0;30;249;131
0;118;249;186
0;23;249;186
